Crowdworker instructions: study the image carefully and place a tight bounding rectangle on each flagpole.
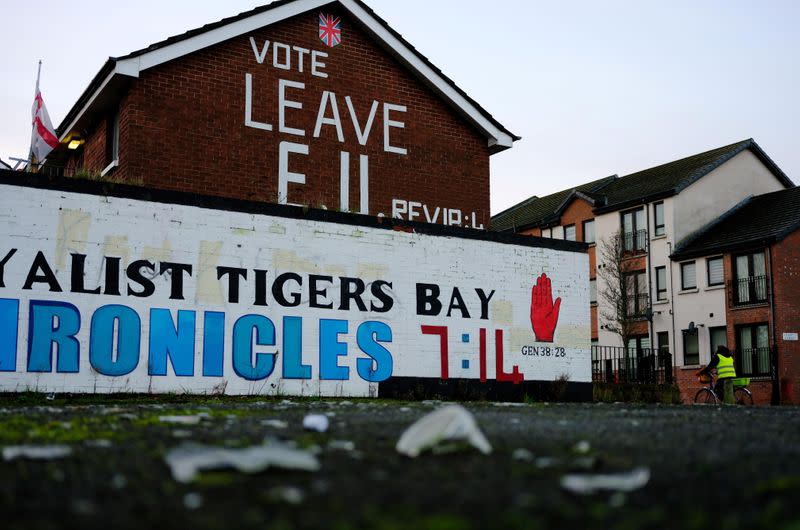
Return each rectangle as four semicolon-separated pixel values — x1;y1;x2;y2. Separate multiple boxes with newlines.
28;60;43;172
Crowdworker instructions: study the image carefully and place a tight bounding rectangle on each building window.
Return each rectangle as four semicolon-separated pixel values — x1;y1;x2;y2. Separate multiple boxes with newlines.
737;323;770;376
682;328;699;365
657;331;670;366
653;202;665;237
707;257;724;287
621;208;646;251
655;266;667;301
101;109;120;177
709;326;727;356
681;261;696;290
733;251;768;305
551;226;563;239
564;224;576;241
589;279;597;304
657;331;669;353
626;335;651;355
541;228;551;238
624;270;648;318
106;110;119;165
582;219;595;244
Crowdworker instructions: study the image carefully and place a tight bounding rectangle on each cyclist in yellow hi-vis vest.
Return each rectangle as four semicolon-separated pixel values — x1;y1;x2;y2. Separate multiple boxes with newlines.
697;345;737;399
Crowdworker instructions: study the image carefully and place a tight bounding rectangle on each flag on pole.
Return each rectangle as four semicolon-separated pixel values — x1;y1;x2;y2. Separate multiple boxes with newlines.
30;61;59;165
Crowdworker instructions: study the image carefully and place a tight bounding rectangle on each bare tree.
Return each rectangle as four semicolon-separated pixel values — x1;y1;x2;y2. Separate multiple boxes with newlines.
596;229;638;347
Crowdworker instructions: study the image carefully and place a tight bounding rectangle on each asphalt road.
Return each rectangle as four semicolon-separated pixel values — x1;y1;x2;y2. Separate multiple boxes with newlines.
1;395;799;530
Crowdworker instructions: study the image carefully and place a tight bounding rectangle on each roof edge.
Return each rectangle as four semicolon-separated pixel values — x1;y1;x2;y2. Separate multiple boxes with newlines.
56;0;518;151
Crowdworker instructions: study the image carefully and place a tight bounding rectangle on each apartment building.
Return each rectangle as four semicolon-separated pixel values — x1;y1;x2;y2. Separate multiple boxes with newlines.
671;186;800;404
492;139;796;403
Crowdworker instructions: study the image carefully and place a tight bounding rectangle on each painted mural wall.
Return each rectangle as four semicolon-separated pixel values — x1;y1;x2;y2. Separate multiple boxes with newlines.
0;183;590;396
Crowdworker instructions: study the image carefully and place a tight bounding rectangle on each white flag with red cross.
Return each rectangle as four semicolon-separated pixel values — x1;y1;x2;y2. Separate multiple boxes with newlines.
30;62;59;163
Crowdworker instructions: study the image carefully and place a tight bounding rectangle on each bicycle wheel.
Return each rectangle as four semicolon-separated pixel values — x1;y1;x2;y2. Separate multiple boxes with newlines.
694;388;718;405
734;387;753;406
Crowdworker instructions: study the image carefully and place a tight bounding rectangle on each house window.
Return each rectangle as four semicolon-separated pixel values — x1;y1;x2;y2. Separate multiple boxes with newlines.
564;224;576;241
709;326;727;356
707;257;724;287
101;109;120;177
541;228;551;238
655;266;667;301
657;331;670;366
737;324;770;376
653;202;665;237
624;270;648;318
733;251;768;305
621;208;646;251
682;328;699;365
106;110;119;165
582;219;595;244
589;279;597;304
657;331;669;353
681;261;696;290
551;226;564;239
626;335;651;355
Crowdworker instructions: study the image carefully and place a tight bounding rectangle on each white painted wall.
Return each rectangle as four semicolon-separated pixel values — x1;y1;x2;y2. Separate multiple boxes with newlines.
593;150;785;364
673;151;787;244
670;255;727;366
0;183;590;395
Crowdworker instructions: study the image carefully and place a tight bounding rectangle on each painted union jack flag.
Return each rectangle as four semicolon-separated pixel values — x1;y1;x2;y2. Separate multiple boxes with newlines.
319;13;342;48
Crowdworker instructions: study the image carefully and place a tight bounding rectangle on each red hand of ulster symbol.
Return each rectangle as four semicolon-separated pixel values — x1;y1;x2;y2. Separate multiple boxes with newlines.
530;273;562;343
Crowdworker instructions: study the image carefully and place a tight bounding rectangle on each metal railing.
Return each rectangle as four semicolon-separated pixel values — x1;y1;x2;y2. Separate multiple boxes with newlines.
729;276;769;306
626;293;650;319
735;347;771;377
592;346;673;384
620;229;648;253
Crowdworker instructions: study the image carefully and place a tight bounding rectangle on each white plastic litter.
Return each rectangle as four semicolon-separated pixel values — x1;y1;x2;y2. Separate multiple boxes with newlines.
395;405;492;457
572;440;591;454
3;445;73;461
512;448;534;462
84;439;113;449
303;414;330;433
183;492;204;510
262;419;289;429
165;442;321;483
159;415;204;425
561;467;651;495
266;486;305;505
535;457;558;469
328;440;355;452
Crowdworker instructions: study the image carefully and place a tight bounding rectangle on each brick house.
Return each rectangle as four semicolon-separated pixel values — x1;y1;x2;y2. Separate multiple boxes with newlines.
671;186;800;404
45;0;517;229
492;140;797;402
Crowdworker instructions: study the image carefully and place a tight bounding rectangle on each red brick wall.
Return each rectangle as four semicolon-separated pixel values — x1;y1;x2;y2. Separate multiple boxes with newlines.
771;230;800;405
675;367;772;405
66;9;491;227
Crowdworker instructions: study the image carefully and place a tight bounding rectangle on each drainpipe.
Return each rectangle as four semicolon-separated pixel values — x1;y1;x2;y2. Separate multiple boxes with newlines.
768;245;780;405
667;241;677;380
646;204;654;351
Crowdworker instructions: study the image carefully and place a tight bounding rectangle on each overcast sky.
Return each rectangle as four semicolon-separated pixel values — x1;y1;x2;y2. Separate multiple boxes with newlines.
2;0;798;214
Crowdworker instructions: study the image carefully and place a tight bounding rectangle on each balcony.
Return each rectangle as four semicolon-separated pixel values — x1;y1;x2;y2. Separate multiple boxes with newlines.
620;229;648;255
728;275;769;307
626;293;651;320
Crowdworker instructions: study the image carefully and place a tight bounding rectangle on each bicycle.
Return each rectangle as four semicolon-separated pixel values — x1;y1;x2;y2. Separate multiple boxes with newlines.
694;375;753;405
